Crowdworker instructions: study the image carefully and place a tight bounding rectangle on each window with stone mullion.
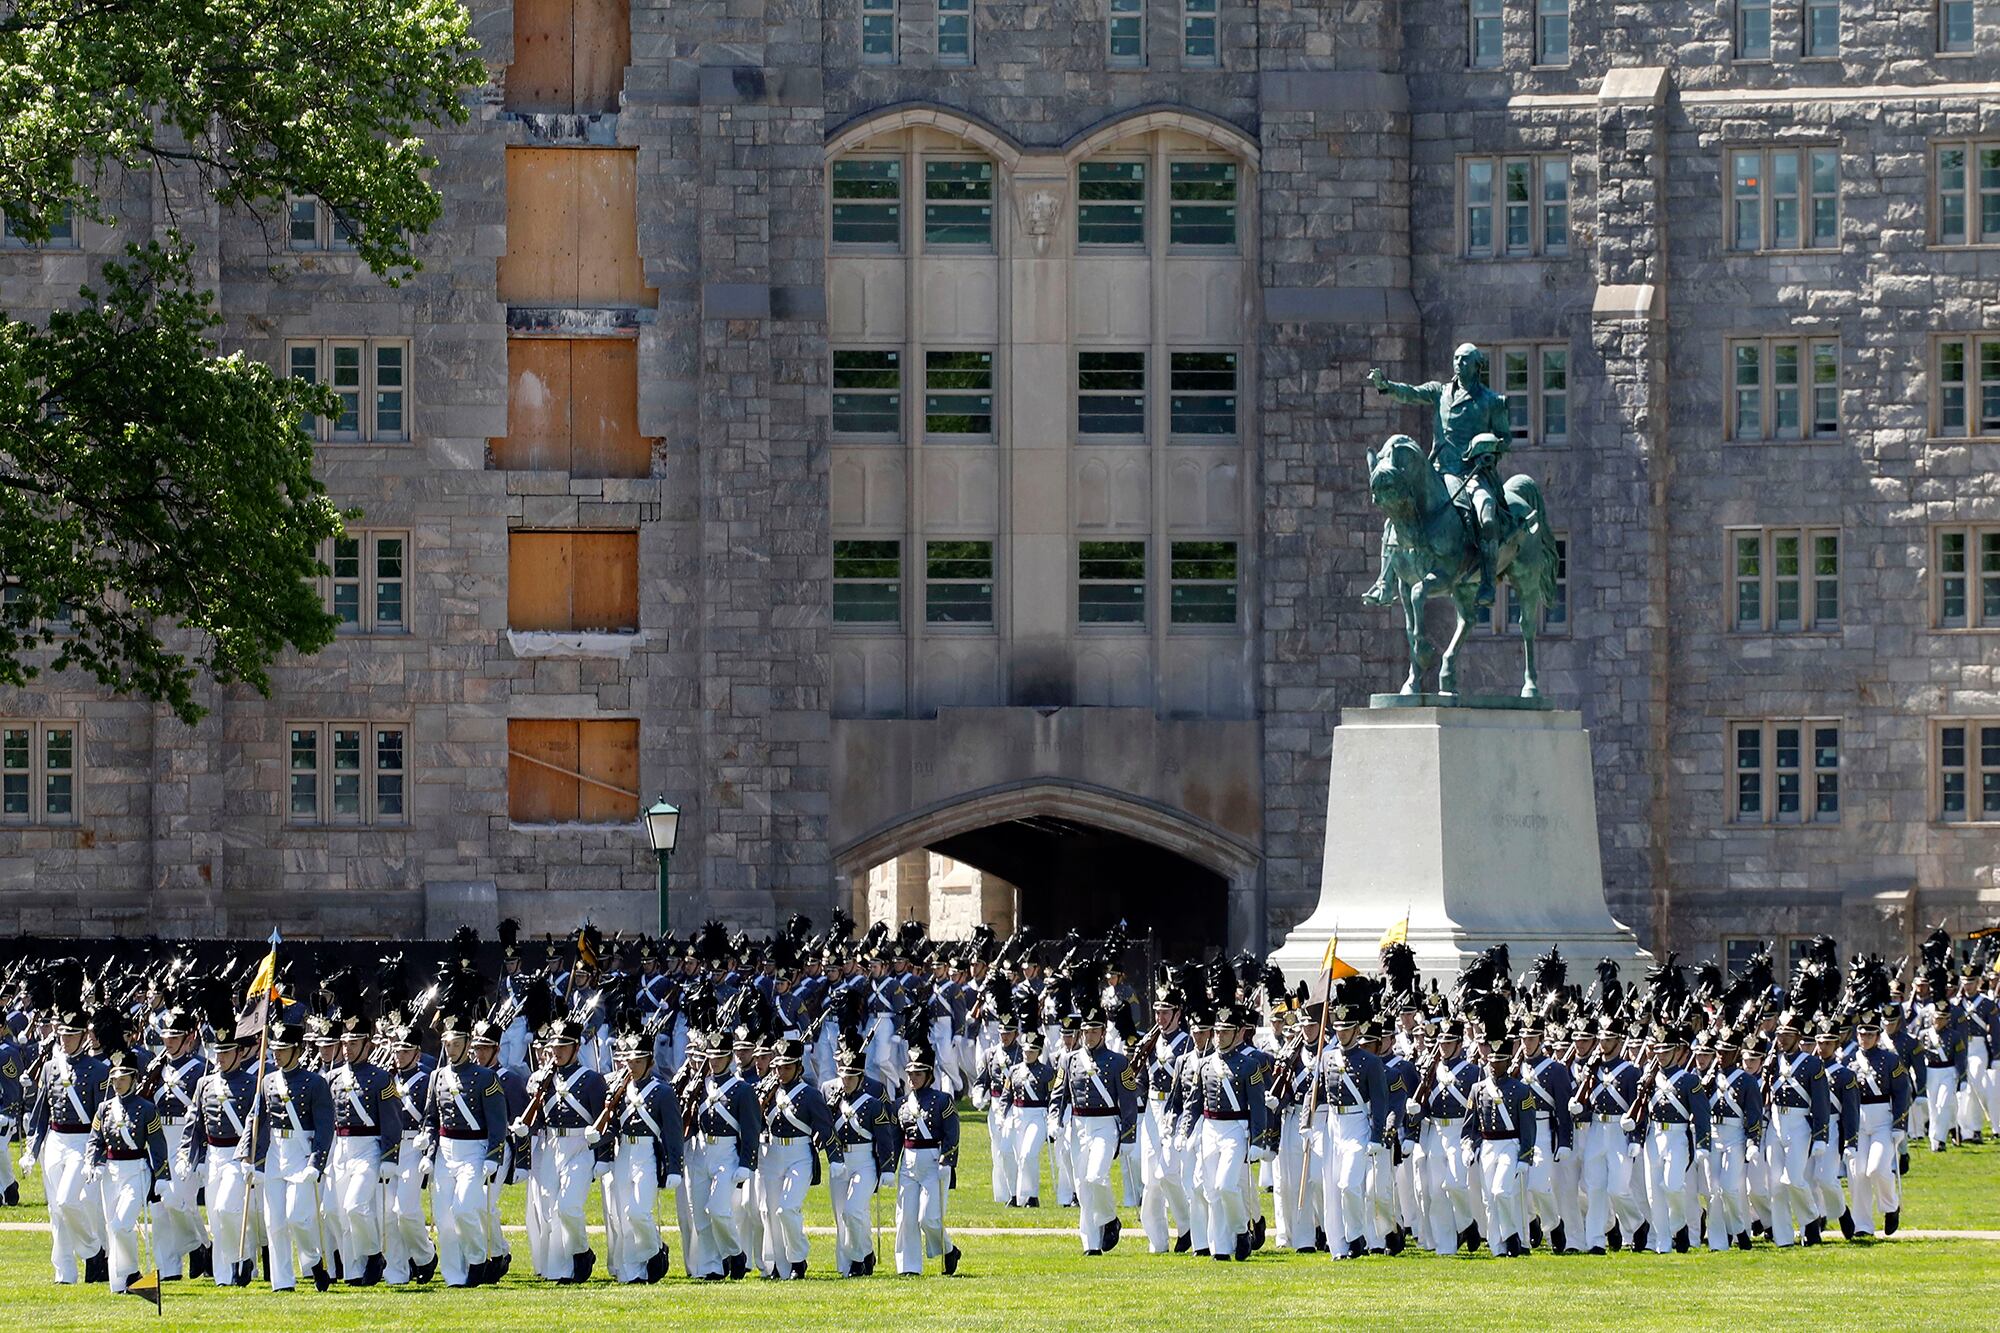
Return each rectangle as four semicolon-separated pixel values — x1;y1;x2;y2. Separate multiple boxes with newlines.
1936;721;2000;822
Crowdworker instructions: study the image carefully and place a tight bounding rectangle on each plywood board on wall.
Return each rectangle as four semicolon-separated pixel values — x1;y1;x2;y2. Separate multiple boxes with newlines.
499;149;655;308
572;0;631;115
578;719;639;822
491;338;651;477
491;339;571;471
506;0;574;114
507;532;575;631
508;718;579;823
571;532;639;630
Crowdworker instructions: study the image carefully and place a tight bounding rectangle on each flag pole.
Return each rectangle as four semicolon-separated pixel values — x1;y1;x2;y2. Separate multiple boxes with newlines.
1294;926;1336;1216
236;930;280;1268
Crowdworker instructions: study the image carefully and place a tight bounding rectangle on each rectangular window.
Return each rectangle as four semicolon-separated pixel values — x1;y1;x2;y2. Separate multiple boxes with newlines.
1934;335;2000;437
1;204;77;249
1934;526;2000;628
1168;161;1237;247
925;540;995;625
507;531;640;632
1108;0;1145;68
1804;0;1840;56
832;349;903;437
322;530;409;633
1470;0;1502;68
1737;0;1772;59
937;0;972;64
925;350;994;437
285;198;356;253
1079;540;1147;625
1496;343;1568;445
831;159;903;248
1730;147;1839;252
834;540;902;626
0;722;78;826
1728;527;1840;632
924;160;993;247
1728;336;1839;440
1933;142;2000;246
1732;719;1840;825
1169;352;1238;438
288;721;407;826
1536;0;1570;64
1936;720;2000;822
284;338;410;443
1078;351;1147;437
861;0;897;64
1941;1;1975;54
1078;161;1146;246
1170;540;1238;626
1463;155;1567;258
507;718;639;825
1183;0;1219;66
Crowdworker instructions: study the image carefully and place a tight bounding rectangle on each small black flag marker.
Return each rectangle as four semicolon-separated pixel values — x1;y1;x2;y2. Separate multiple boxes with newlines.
126;1268;162;1313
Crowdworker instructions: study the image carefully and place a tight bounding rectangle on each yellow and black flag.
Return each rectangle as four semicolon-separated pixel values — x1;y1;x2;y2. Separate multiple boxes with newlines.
124;1268;161;1313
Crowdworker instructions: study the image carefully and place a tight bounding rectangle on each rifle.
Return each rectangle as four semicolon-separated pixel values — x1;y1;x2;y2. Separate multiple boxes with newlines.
591;1066;634;1139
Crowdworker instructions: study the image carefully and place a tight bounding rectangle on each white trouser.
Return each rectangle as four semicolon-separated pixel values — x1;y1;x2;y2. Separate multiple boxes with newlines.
1523;1113;1559;1229
1274;1106;1315;1250
1139;1096;1188;1250
1318;1108;1374;1253
1767;1106;1815;1246
499;1017;529;1075
1394;1140;1427;1245
1642;1123;1691;1250
0;1118;15;1198
928;1019;956;1094
205;1142;259;1285
41;1130;103;1282
531;1131;593;1277
152;1118;205;1274
1580;1119;1638;1251
866;1016;899;1096
99;1157;151;1291
689;1136;744;1276
1010;1106;1048;1204
261;1132;322;1290
1177;1126;1207;1250
895;1146;948;1273
1960;1045;1996;1136
759;1136;812;1275
1197;1118;1248;1255
1925;1066;1957;1148
1550;1139;1584;1249
827;1155;878;1271
607;1138;662;1283
384;1130;434;1281
1847;1102;1900;1232
1477;1140;1523;1255
1419;1119;1472;1254
434;1137;491;1286
988;1099;1016;1201
327;1135;384;1269
1706;1123;1750;1248
1074;1115;1121;1249
1052;1113;1075;1203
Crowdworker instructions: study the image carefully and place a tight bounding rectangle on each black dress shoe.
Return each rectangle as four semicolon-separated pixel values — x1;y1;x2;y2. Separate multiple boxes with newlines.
1250;1216;1266;1250
864;1250;876;1275
1103;1217;1120;1252
1026;1197;1040;1208
1606;1223;1622;1252
1348;1237;1367;1259
1752;1219;1765;1237
1589;1246;1607;1256
1736;1232;1752;1252
330;1252;345;1281
1899;1152;1910;1174
1549;1222;1566;1253
311;1260;333;1292
1234;1232;1251;1262
233;1260;257;1287
260;1246;273;1283
191;1244;214;1280
1839;1208;1855;1240
1672;1227;1690;1254
1;1183;17;1206
1386;1227;1406;1256
1173;1231;1191;1253
571;1248;596;1283
1212;1251;1232;1262
943;1245;961;1276
1631;1222;1649;1252
1530;1219;1543;1247
1194;1247;1209;1257
1884;1209;1900;1236
84;1250;109;1284
1084;1248;1102;1257
728;1251;748;1280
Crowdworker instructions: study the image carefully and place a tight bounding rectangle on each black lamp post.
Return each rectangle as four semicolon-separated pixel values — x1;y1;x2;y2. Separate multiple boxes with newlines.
644;797;680;936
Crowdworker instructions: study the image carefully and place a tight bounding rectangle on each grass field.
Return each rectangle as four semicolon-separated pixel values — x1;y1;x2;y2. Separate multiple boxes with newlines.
2;1115;1995;1331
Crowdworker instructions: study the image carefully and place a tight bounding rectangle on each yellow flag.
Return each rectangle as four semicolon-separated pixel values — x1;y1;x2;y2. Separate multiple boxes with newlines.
244;950;276;1006
1320;935;1357;980
1379;917;1409;950
125;1268;161;1311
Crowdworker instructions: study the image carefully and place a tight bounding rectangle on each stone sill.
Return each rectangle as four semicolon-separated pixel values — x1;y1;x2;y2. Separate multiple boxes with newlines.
1934;821;2000;829
1725;630;1842;639
1926;437;2000;446
1726;248;1839;258
507;820;643;836
285;824;409;834
316;439;411;448
332;631;411;641
1922;244;2000;253
1932;627;2000;634
505;629;648;659
1721;822;1842;832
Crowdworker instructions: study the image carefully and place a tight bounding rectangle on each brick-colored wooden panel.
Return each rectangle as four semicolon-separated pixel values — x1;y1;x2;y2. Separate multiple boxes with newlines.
508;718;578;823
571;531;639;630
569;339;649;478
571;0;630;116
508;532;575;631
507;0;575;113
498;149;579;305
578;719;639;823
575;151;655;307
491;338;573;470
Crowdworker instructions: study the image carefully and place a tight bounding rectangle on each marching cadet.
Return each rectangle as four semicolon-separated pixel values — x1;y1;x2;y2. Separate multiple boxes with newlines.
257;1020;336;1291
1271;1005;1320;1253
977;1013;1022;1205
1765;1010;1830;1247
758;1037;832;1278
1315;1002;1389;1258
422;1013;510;1287
184;1030;263;1286
1413;1017;1478;1256
0;1023;22;1207
1237;1006;1277;1251
325;1012;398;1286
894;1043;961;1276
1575;1017;1640;1254
1513;1018;1575;1252
27;1005;110;1284
1469;1035;1535;1257
1917;996;1966;1152
1055;1005;1139;1255
1637;1025;1709;1253
1373;1019;1420;1255
685;1031;760;1280
1046;1011;1080;1206
87;1047;171;1293
1882;1004;1918;1174
1738;1037;1776;1238
514;1017;605;1283
379;1023;437;1284
823;1044;896;1277
603;1029;682;1283
1957;967;1996;1140
1844;1010;1908;1238
1136;984;1192;1254
1171;1008;1213;1253
1700;1029;1763;1251
1196;1002;1267;1262
469;1017;527;1279
1006;1030;1056;1208
1813;1020;1857;1238
862;952;907;1096
143;1006;210;1279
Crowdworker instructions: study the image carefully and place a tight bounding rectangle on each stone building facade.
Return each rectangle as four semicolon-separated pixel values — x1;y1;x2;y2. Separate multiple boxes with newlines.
0;0;1995;966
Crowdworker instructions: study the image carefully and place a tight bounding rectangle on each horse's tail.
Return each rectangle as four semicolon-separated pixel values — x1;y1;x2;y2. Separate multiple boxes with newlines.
1505;475;1559;608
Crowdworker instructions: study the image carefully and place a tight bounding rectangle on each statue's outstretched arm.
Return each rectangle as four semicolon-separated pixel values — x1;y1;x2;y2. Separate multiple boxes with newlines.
1365;368;1438;406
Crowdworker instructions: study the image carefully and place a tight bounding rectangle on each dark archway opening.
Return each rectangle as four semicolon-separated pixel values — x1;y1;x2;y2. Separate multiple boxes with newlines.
928;815;1228;961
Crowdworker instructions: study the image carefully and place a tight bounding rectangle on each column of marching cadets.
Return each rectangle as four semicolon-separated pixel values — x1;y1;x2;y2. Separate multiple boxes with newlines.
3;916;1997;1292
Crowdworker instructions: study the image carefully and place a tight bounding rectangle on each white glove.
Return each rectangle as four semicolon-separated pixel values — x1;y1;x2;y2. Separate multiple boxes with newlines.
83;1165;101;1185
592;1156;612;1181
1400;1139;1418;1157
482;1160;499;1184
1566;1100;1585;1118
585;1129;606;1149
1404;1099;1423;1121
1365;1142;1384;1160
731;1165;752;1186
507;1119;530;1139
1810;1140;1828;1162
665;1173;683;1191
17;1152;34;1178
377;1159;398;1185
1618;1115;1637;1133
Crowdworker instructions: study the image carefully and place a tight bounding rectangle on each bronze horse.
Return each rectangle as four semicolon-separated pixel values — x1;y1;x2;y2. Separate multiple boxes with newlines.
1364;434;1559;698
